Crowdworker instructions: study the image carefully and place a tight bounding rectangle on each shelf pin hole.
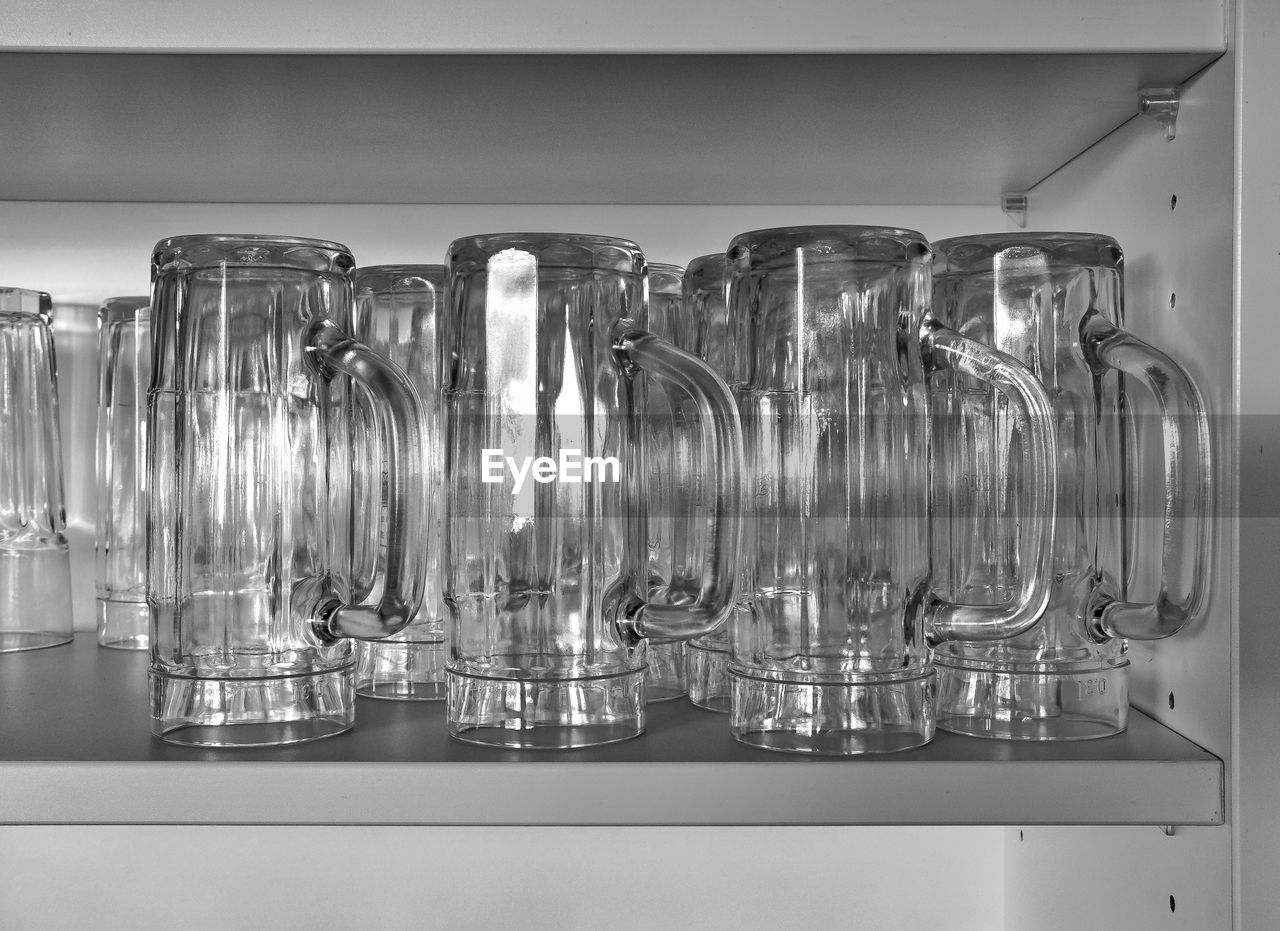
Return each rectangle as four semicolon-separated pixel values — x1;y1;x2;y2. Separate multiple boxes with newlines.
1168;692;1175;709
1170;292;1177;309
1170;895;1176;913
1170;194;1178;210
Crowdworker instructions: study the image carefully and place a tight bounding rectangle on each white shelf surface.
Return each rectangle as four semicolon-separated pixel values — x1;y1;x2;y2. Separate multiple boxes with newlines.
0;0;1227;54
0;636;1223;826
0;51;1219;205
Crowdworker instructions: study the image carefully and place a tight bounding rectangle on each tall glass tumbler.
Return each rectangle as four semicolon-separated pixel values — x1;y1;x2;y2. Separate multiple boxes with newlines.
353;265;447;700
95;296;151;649
0;288;73;651
726;226;1058;754
148;235;428;746
680;253;734;712
930;233;1211;739
640;262;689;702
445;233;743;749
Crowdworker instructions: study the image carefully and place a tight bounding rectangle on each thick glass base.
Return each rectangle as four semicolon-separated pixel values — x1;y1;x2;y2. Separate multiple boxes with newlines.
0;630;73;653
934;661;1129;740
645;641;687;703
150;668;354;747
356;640;446;701
730;671;935;755
97;598;149;650
686;641;730;713
447;669;645;749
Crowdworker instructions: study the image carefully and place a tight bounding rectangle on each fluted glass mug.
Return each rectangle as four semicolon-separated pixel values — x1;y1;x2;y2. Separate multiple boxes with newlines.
680;252;735;712
353;265;448;700
726;226;1058;754
445;233;742;749
148;235;427;746
641;262;690;702
0;288;74;651
929;233;1211;739
96;296;151;649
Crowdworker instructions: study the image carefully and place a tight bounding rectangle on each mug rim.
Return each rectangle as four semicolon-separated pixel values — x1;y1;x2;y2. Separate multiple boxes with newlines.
447;232;645;271
931;231;1123;271
727;225;931;266
151;234;355;273
0;288;53;318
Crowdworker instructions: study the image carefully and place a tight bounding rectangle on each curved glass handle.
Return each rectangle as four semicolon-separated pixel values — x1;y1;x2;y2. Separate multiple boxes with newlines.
922;318;1058;642
306;321;428;643
1081;311;1211;640
612;321;744;645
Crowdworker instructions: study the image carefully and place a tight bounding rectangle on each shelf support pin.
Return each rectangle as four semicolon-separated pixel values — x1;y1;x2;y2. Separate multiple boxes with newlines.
1161;825;1177;837
1001;192;1028;228
1139;87;1180;141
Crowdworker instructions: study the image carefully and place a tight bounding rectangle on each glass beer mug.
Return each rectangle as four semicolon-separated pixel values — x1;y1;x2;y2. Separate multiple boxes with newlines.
680;252;735;712
352;265;448;700
930;232;1211;739
726;226;1058;754
148;235;428;746
444;233;742;749
641;262;690;702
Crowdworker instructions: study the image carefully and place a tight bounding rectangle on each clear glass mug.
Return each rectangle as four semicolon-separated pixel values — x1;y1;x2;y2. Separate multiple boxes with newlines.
0;288;74;651
444;233;743;749
352;265;448;700
147;235;428;746
640;262;689;703
929;233;1211;739
679;252;735;712
95;296;151;649
726;226;1058;754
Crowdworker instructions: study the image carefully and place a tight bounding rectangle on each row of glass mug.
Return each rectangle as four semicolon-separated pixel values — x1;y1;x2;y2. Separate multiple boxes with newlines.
0;225;1211;754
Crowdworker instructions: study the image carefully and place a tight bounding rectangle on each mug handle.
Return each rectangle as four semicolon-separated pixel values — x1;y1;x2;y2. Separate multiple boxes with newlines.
611;320;744;644
1080;311;1211;640
921;317;1059;642
304;321;428;643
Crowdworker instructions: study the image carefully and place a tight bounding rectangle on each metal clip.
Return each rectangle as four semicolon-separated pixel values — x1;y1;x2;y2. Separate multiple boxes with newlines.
1139;87;1180;141
1001;192;1028;228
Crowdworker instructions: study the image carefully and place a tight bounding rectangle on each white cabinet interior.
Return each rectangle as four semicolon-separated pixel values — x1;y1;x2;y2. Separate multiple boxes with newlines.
0;0;1263;924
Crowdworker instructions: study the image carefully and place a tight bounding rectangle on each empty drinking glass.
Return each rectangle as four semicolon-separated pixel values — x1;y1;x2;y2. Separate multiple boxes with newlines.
726;226;1057;754
147;235;428;746
0;288;74;651
445;233;743;748
95;296;151;649
353;265;448;700
930;232;1211;739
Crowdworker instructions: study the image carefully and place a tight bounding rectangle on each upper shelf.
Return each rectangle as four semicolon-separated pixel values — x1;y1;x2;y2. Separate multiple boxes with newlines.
0;50;1220;205
0;636;1225;826
0;0;1227;54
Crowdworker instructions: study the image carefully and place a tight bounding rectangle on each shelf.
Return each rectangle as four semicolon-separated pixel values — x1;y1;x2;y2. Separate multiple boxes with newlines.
0;0;1227;54
0;635;1224;826
0;50;1220;204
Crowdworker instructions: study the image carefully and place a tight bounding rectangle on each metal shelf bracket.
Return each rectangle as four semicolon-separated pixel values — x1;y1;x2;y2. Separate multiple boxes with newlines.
1139;86;1180;141
1002;192;1028;227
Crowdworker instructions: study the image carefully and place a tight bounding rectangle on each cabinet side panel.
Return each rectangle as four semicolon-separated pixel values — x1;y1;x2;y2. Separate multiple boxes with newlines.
1234;0;1280;924
1004;825;1231;930
1025;55;1234;763
1012;53;1235;926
